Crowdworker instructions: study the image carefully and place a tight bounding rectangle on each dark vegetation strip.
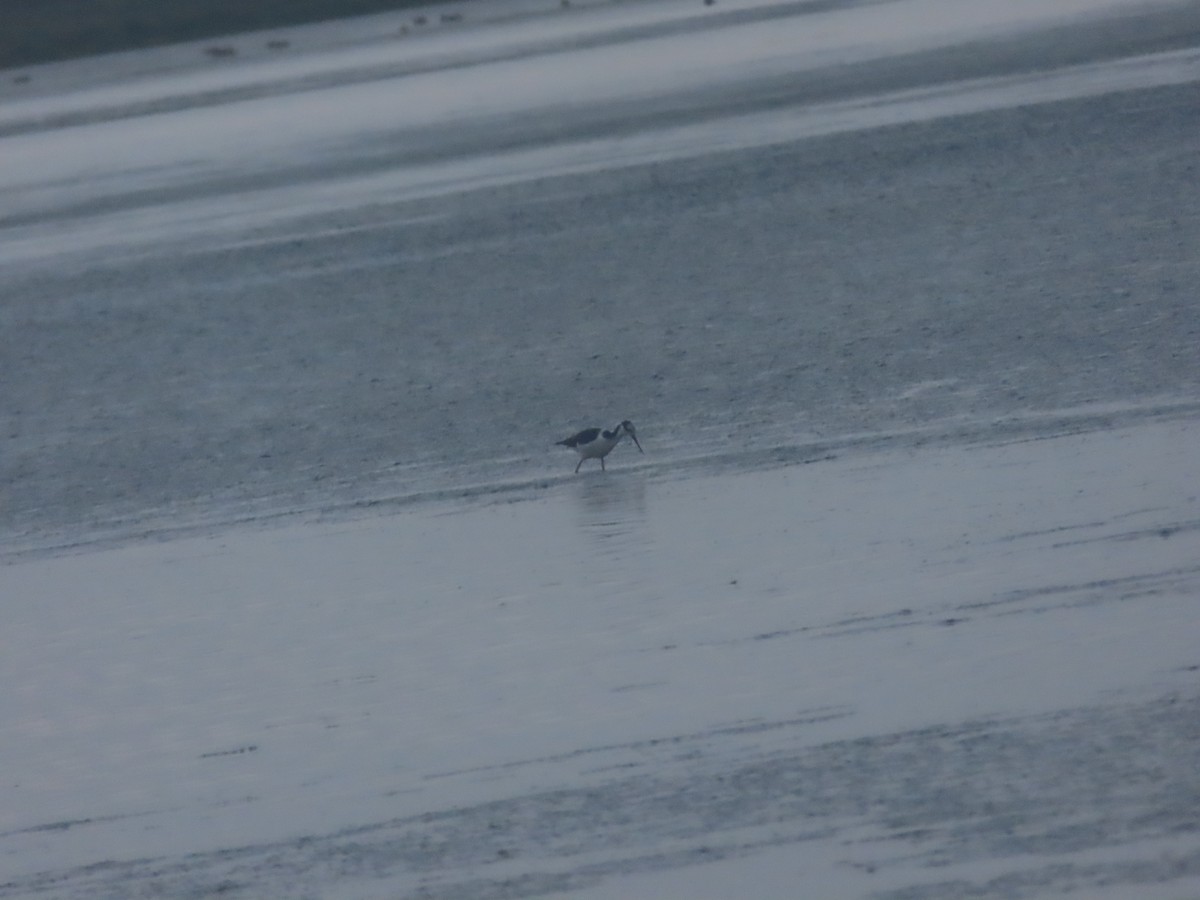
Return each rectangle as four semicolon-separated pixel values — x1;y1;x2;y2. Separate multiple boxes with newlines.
1;0;456;69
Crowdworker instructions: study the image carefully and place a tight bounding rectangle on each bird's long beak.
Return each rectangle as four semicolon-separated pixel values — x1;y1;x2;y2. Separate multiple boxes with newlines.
630;432;643;453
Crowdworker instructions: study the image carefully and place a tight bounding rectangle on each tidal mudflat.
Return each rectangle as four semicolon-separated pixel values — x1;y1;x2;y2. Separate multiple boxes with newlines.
2;0;1198;896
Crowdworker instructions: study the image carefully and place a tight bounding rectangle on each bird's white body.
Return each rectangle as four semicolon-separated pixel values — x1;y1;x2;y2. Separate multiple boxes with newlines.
557;420;643;472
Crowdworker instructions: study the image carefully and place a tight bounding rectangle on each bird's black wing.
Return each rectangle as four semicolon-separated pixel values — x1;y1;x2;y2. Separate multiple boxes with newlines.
557;427;600;447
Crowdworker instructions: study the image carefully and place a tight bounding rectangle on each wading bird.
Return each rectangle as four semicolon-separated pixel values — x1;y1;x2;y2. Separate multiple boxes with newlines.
556;420;643;472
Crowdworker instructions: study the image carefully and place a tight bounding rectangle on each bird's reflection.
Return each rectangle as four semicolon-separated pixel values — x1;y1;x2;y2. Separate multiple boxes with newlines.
572;473;651;589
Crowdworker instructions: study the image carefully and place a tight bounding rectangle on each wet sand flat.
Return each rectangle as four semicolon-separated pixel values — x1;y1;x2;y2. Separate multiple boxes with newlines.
3;420;1198;897
1;0;1199;895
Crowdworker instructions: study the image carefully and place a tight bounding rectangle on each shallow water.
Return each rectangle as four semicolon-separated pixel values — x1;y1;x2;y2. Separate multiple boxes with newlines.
3;77;1199;549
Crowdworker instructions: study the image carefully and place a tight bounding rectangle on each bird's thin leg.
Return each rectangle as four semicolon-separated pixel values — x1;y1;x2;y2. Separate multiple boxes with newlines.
575;458;583;474
601;457;606;472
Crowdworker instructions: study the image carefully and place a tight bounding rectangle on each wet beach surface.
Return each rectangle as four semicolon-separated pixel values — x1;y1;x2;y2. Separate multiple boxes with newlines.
3;419;1199;898
1;0;1199;896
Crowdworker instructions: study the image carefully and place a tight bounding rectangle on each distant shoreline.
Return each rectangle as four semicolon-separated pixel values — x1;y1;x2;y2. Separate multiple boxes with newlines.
1;0;454;70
